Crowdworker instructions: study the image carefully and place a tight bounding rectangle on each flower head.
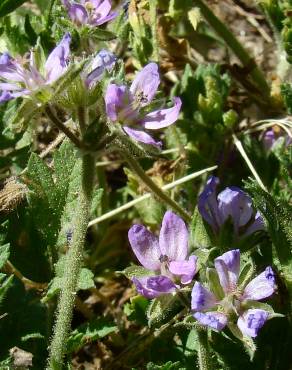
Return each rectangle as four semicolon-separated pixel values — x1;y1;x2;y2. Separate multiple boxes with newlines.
128;211;197;298
191;249;276;337
0;33;71;103
62;0;118;27
105;63;182;147
198;176;264;237
262;128;292;151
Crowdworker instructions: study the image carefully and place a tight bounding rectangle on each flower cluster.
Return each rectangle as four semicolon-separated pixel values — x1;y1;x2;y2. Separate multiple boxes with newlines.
128;210;276;338
105;63;182;148
263;128;292;151
191;249;275;337
0;33;71;103
198;176;264;237
128;211;197;298
62;0;117;27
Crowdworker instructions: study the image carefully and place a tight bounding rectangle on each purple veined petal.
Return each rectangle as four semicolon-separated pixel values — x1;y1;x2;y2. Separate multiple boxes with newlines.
130;63;160;105
105;83;128;121
159;211;189;261
217;187;253;233
169;255;197;284
191;282;217;311
45;33;71;83
143;97;182;130
0;54;24;83
90;0;102;7
0;91;13;103
68;3;88;25
123;126;162;148
194;311;227;331
244;211;265;237
128;224;161;271
262;129;275;151
237;309;269;337
91;11;118;25
243;266;275;301
214;249;240;293
198;176;221;232
0;82;23;91
86;49;117;87
132;275;176;299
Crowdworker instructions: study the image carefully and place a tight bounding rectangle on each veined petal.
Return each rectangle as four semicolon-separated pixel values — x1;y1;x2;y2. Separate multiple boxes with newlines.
45;33;71;83
244;211;265;236
143;97;182;130
217;187;253;233
243;266;275;301
0;91;12;103
169;255;197;284
95;0;112;16
198;176;221;231
86;49;117;87
194;311;227;331
123;126;162;148
237;309;269;337
68;4;88;25
130;63;160;105
191;282;217;311
214;249;240;293
0;82;23;91
132;275;176;299
92;11;118;25
128;224;161;271
159;211;189;261
105;83;128;121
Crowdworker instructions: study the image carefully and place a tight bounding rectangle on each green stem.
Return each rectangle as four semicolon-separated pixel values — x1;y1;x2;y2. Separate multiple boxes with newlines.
47;154;95;370
197;328;213;370
45;105;83;149
194;0;271;100
149;0;159;62
122;151;191;223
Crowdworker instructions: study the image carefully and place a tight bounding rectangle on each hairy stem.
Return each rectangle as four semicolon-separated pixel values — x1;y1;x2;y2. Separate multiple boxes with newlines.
194;0;271;101
45;105;83;149
197;328;213;370
122;151;191;223
47;153;95;370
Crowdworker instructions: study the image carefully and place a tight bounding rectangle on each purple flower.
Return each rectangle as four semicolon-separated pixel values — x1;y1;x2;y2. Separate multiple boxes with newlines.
105;63;182;147
128;211;197;298
0;33;71;103
263;129;292;151
191;249;276;337
62;0;118;27
85;49;117;88
198;176;265;237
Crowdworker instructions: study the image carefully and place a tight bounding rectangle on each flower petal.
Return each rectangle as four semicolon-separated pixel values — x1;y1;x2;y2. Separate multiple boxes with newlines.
128;224;161;271
123;126;162;148
244;211;265;236
217;187;253;233
169;255;197;284
105;83;128;121
214;249;240;293
68;4;88;25
237;309;269;337
91;11;118;25
45;33;71;83
132;275;176;299
91;0;118;25
143;97;182;130
198;176;221;232
159;211;189;261
243;266;275;301
130;63;160;105
86;49;117;87
194;311;227;331
191;282;217;311
0;91;12;103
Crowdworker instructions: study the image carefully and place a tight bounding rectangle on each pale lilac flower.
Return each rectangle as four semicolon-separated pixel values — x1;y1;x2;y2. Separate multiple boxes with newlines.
191;249;276;337
198;176;265;237
85;49;116;88
263;129;292;151
105;63;182;147
0;33;71;103
62;0;118;27
128;211;197;298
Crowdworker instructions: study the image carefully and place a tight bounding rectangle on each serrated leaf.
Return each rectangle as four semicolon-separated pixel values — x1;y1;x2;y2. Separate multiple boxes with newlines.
77;268;95;290
147;294;183;328
123;295;149;325
66;318;117;353
188;8;201;30
0;275;14;306
0;244;10;269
